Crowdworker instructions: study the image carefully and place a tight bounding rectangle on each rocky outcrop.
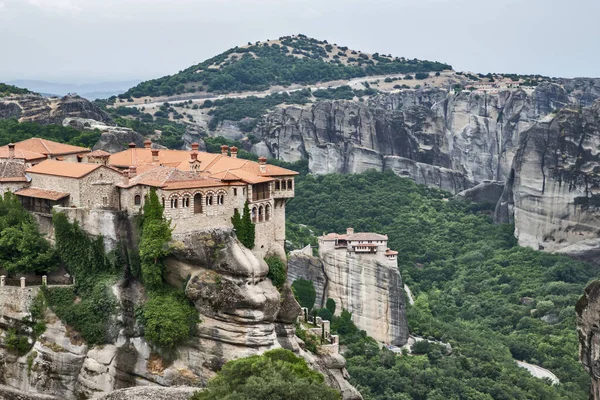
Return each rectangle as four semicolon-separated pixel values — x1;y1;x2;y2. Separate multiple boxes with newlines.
456;181;505;205
0;94;111;125
288;250;409;346
0;229;361;400
577;280;600;399
495;100;600;264
63;118;148;153
252;84;582;193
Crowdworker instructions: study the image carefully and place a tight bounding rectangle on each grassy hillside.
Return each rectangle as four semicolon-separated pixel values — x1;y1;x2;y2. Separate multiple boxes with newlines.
0;83;32;96
124;34;451;98
287;170;595;399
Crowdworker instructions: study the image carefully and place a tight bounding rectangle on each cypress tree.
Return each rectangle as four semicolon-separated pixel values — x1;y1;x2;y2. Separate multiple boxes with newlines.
233;201;255;249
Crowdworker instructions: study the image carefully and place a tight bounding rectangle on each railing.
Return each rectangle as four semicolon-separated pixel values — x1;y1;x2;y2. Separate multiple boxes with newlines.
298;307;339;353
0;275;74;288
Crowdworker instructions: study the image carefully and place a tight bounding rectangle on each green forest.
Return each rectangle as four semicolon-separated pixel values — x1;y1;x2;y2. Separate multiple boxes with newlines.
286;170;596;399
124;35;450;98
0;118;101;148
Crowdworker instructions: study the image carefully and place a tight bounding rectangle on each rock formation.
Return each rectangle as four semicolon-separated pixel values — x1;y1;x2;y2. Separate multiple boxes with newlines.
0;229;361;400
495;100;600;264
63;118;149;153
577;280;600;399
252;83;588;194
0;94;112;125
287;249;409;346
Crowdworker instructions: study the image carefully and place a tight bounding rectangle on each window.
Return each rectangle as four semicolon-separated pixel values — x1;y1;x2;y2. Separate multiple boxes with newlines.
265;204;271;221
102;197;108;206
217;194;225;205
252;207;257;223
134;195;141;206
287;179;293;190
162;197;165;208
171;198;178;208
243;187;246;195
275;181;280;191
281;180;287;190
183;196;190;208
252;183;270;201
194;193;203;214
233;188;237;196
258;205;264;222
206;195;213;206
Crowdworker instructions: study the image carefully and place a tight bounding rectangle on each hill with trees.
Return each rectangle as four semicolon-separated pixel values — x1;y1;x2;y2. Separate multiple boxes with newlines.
286;170;596;399
0;83;33;96
123;34;451;98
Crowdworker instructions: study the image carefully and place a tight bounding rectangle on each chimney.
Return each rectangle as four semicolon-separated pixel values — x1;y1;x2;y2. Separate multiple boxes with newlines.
128;142;136;148
220;145;229;156
346;227;354;235
190;151;198;161
151;149;159;162
189;151;201;174
144;139;152;149
8;143;14;159
258;156;267;173
191;142;199;151
129;166;137;178
230;146;238;158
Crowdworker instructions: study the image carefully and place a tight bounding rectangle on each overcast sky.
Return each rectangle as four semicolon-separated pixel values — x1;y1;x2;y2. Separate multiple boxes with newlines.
0;0;598;83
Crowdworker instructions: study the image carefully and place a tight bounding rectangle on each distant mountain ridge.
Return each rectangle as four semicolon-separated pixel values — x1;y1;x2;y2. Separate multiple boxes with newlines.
0;82;33;96
124;34;452;98
7;79;141;100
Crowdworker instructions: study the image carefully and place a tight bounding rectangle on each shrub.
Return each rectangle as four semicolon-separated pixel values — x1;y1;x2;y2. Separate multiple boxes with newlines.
292;279;316;311
265;256;287;289
326;298;336;315
191;349;339;400
141;288;199;349
415;72;429;80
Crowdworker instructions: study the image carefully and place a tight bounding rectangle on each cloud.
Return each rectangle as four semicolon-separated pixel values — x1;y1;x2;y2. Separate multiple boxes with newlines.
25;0;81;13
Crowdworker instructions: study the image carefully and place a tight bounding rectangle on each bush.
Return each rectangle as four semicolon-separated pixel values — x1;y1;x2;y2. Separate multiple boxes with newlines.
415;72;429;80
292;279;316;311
326;298;336;315
265;256;287;289
140;288;199;349
5;329;30;355
191;349;340;400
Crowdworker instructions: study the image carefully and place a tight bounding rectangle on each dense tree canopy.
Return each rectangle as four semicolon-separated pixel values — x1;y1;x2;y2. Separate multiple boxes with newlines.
0;118;101;148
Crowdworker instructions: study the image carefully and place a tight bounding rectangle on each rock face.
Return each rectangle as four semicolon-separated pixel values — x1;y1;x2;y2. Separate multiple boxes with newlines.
456;181;505;205
577;280;600;399
252;84;580;194
0;94;112;125
288;250;409;346
495;100;600;264
62;118;149;153
0;229;361;400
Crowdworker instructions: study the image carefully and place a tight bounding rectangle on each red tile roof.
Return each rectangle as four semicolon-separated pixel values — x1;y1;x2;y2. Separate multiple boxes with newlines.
26;159;104;178
0;160;28;182
119;166;241;190
6;138;90;156
15;188;69;201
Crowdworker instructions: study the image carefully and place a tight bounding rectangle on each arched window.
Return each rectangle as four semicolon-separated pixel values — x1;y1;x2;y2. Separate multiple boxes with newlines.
252;207;257;223
162;197;165;208
183;196;190;208
194;193;203;214
265;204;271;221
206;194;213;206
287;179;293;190
170;197;178;208
275;180;280;191
134;195;141;206
258;205;264;222
217;193;225;205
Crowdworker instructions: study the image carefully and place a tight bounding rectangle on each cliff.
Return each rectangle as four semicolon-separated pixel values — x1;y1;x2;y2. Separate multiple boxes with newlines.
0;229;361;400
288;250;409;346
495;100;600;264
252;84;579;194
577;280;600;399
0;94;112;125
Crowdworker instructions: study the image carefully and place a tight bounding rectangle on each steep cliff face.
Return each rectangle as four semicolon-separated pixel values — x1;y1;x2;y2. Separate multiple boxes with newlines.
496;100;600;264
0;94;112;125
0;229;361;400
252;84;574;193
577;280;600;399
288;251;409;346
